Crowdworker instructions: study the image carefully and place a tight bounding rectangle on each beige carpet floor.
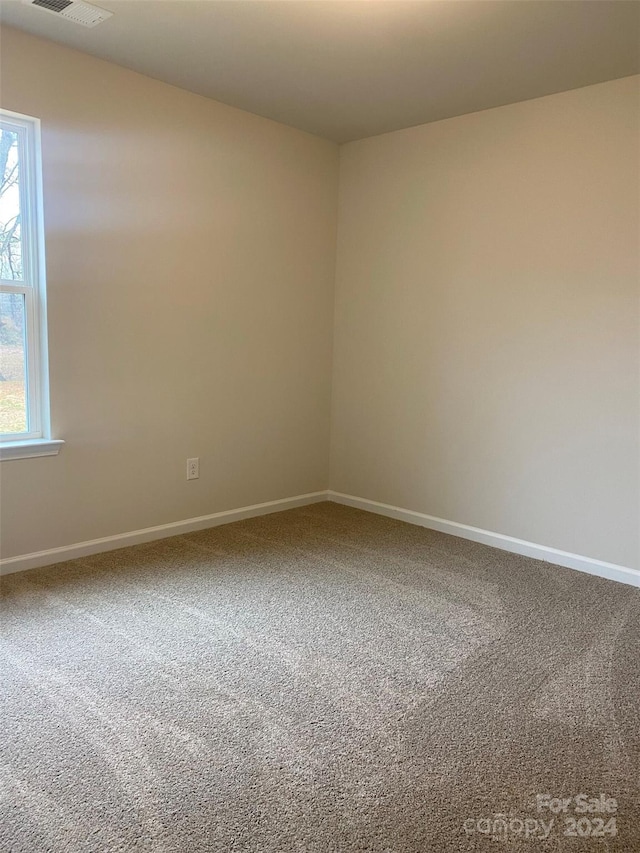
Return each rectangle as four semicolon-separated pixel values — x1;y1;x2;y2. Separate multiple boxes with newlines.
1;502;639;852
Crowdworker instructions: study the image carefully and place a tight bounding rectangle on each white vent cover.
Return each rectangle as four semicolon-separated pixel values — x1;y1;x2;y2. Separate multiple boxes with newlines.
23;0;112;28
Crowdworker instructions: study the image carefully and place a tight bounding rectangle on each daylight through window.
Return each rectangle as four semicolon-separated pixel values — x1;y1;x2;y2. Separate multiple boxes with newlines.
0;110;50;445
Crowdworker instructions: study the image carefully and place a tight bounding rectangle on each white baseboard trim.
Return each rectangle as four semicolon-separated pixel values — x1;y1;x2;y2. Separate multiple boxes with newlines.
0;491;329;577
328;491;640;588
3;489;637;589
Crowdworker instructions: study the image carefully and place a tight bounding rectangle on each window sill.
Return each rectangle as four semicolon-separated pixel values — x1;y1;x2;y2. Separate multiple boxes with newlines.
0;439;65;461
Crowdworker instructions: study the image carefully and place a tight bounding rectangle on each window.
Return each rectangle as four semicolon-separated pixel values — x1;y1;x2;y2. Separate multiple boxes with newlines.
0;110;61;459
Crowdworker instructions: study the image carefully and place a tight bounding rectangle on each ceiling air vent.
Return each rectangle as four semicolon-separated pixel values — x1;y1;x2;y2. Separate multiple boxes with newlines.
23;0;112;28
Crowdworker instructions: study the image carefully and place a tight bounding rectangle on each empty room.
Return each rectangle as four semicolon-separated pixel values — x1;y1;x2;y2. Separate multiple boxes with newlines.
0;1;638;850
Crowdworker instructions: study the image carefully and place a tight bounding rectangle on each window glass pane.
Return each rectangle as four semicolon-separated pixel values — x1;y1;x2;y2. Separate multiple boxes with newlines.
0;292;28;434
0;127;23;281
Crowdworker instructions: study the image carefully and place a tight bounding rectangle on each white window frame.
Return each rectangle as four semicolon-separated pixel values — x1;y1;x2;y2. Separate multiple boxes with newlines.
0;109;62;460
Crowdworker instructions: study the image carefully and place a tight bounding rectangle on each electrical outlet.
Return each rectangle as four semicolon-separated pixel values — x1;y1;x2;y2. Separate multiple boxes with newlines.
187;457;199;480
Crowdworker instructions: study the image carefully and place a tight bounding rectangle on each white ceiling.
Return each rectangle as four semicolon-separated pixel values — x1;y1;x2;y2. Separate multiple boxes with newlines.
1;0;638;142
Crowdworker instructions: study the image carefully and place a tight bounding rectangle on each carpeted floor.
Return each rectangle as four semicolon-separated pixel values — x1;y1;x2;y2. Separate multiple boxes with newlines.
1;502;639;852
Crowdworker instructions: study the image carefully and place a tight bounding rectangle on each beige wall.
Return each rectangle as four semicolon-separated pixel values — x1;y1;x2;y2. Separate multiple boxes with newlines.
1;27;637;572
331;77;640;569
0;27;339;559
